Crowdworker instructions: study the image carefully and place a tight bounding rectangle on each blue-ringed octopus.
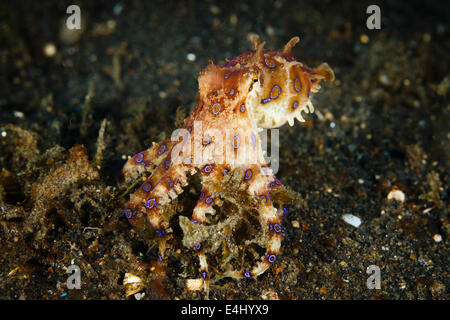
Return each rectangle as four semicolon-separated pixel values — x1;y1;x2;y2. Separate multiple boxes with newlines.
120;35;334;297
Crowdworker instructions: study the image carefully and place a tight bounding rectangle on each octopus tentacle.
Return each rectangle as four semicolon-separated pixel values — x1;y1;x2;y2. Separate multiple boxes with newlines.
220;164;283;280
119;140;176;188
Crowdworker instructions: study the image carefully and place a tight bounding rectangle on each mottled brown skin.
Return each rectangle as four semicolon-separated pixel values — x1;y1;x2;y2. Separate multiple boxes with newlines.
120;36;334;297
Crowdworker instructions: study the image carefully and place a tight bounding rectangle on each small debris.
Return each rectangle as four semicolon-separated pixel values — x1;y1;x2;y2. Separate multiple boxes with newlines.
43;43;57;57
134;292;145;300
13;111;24;118
261;288;279;300
186;278;203;291
387;189;406;202
360;34;369;44
291;220;300;228
341;214;362;228
186;53;196;61
432;234;442;243
123;273;144;297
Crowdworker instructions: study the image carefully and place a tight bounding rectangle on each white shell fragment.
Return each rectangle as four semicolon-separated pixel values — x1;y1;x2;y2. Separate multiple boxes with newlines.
341;214;362;228
123;273;144;297
387;189;406;202
186;278;204;291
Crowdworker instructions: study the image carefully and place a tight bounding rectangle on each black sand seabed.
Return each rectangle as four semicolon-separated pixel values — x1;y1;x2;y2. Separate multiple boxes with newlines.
0;0;448;300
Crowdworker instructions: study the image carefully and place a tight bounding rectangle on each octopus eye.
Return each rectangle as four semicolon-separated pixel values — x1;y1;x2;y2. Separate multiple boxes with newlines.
253;78;258;82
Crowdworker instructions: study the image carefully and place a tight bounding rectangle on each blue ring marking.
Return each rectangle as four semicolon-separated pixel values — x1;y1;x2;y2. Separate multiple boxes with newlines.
224;72;231;79
165;177;174;188
262;98;271;104
249;85;253;92
199;192;205;200
307;91;311;97
243;271;251;278
269;182;275;188
183;157;191;165
145;198;156;210
270;85;281;99
244;169;252;181
135;153;144;163
269;224;273;231
142;182;152;192
201;271;208;279
292;101;299;109
274;224;282;233
268;254;277;263
264;57;276;68
232;135;240;149
125;208;134;219
212;103;221;114
275;179;281;185
294;78;301;92
222;168;229;176
202;136;211;145
240;104;245;112
229;88;235;96
204;164;212;173
195;243;202;251
259;195;267;202
164;160;171;170
283;206;289;215
191;219;198;224
251;134;256;149
311;78;317;83
158;144;166;155
205;196;213;204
